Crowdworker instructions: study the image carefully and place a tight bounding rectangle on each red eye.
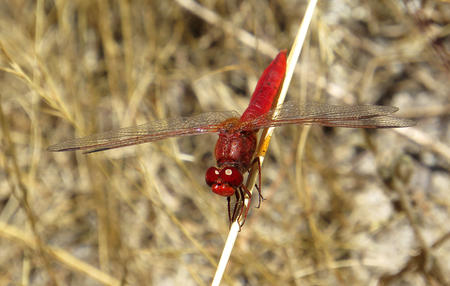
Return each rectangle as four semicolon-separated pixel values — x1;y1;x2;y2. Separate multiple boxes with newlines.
220;167;243;187
205;167;220;186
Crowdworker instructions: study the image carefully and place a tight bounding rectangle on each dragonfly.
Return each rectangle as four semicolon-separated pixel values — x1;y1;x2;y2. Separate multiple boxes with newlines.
48;50;415;225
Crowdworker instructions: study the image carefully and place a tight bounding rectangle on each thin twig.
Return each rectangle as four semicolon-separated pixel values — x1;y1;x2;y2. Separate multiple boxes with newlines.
394;128;450;165
211;1;318;285
0;221;120;286
174;0;278;57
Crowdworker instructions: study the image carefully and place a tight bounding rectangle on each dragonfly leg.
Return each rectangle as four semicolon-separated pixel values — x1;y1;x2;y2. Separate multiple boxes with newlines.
227;196;232;226
230;190;241;225
251;157;264;208
236;184;252;228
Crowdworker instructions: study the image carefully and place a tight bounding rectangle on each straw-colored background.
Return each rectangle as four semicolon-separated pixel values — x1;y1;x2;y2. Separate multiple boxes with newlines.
1;0;449;285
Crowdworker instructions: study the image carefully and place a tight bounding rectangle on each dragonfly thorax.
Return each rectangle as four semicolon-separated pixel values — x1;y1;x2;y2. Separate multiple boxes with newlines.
214;130;257;172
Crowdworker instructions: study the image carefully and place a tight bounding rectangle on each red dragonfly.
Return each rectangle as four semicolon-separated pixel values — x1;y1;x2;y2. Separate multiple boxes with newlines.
48;50;414;224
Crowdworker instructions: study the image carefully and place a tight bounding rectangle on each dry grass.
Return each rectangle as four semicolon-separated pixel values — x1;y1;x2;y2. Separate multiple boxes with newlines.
0;0;449;285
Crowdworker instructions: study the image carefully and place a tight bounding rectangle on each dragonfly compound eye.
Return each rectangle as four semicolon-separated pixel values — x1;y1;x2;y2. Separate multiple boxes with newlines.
220;167;243;187
205;167;220;186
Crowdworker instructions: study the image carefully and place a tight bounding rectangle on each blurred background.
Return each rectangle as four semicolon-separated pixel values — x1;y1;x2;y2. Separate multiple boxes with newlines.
0;0;449;285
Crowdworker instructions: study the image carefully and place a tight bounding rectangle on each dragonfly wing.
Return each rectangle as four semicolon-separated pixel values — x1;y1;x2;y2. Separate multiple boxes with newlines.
242;101;415;130
48;111;240;153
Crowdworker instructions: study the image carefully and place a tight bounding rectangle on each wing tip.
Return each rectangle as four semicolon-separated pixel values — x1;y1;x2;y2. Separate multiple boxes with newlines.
391;118;417;128
47;145;78;152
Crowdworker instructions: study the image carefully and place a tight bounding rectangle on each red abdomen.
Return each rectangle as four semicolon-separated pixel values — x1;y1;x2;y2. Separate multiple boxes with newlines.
240;50;287;122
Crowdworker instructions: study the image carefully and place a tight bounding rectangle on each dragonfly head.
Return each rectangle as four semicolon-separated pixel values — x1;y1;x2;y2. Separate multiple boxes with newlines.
205;166;243;197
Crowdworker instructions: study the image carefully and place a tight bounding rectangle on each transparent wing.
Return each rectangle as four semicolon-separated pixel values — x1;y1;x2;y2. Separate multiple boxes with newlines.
48;111;240;153
241;101;415;130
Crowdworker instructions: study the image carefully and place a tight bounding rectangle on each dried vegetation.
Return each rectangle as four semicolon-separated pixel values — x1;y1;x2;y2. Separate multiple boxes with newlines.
0;0;449;285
